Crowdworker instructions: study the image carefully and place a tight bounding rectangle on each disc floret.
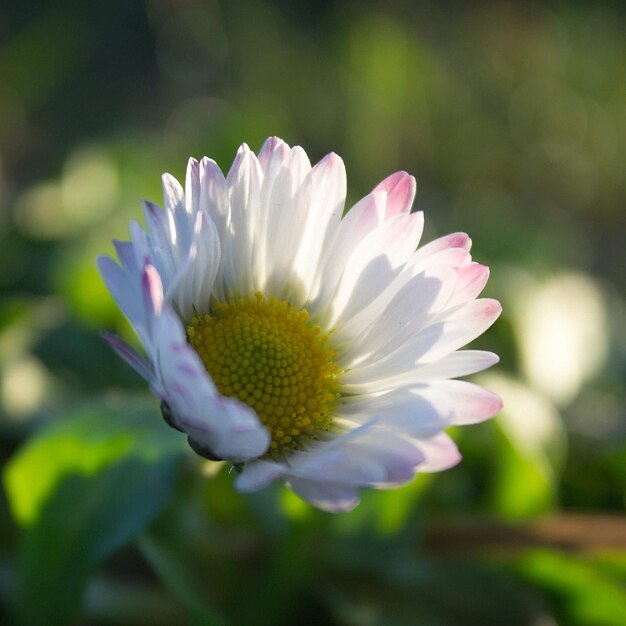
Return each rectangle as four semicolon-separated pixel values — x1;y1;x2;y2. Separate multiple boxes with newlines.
187;293;341;457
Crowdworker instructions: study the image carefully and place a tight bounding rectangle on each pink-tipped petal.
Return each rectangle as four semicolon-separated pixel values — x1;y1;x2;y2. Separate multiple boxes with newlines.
257;136;290;172
374;171;417;218
152;309;271;463
413;233;472;263
142;264;164;318
329;211;424;326
342;350;500;395
420;380;503;425
343;387;447;437
185;157;200;210
162;172;185;212
414;350;500;381
448;262;491;307
199;157;229;228
413;433;462;472
345;298;502;385
101;331;154;382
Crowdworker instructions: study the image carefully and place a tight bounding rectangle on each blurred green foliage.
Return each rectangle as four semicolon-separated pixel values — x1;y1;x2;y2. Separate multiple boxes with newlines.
4;398;184;625
0;1;624;624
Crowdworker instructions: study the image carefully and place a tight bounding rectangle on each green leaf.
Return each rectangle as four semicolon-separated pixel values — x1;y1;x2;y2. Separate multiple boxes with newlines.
479;374;566;519
492;428;557;518
3;396;185;626
516;550;626;626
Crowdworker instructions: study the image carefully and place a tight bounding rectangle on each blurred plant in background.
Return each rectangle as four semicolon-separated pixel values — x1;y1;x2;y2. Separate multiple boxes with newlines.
0;1;624;625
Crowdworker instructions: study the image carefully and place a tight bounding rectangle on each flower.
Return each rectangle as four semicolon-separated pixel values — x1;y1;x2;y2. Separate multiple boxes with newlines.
98;137;502;512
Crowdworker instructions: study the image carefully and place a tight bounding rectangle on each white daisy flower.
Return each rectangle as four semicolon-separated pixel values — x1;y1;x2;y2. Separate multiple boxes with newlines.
98;137;502;512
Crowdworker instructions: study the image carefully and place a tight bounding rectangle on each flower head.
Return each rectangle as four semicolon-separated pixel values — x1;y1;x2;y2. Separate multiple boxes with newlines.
98;137;502;512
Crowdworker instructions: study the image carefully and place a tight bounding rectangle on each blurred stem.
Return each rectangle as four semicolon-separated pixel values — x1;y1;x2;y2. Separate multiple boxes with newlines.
82;574;188;625
234;521;323;626
138;533;225;626
423;513;626;556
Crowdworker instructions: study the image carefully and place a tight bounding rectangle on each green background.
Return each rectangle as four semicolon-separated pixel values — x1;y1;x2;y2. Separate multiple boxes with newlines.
0;1;625;624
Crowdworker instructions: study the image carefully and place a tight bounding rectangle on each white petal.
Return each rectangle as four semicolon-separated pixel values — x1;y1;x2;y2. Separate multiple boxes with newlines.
184;157;202;213
263;146;312;297
179;395;271;463
342;350;500;394
97;255;145;333
416;380;503;425
309;190;386;310
255;138;291;287
446;262;490;307
340;427;424;486
101;331;154;384
341;387;449;437
373;171;416;218
128;220;150;267
235;459;284;491
413;350;500;380
199;158;229;233
286;478;360;513
113;240;139;274
163;173;196;260
151;307;270;462
410;432;461;472
162;172;185;213
285;424;423;487
225;144;263;295
326;211;424;327
412;232;471;262
405;246;471;281
283;442;386;485
196;158;230;301
174;211;221;319
343;299;501;385
293;152;347;303
141;264;164;330
337;265;455;365
143;200;177;288
257;136;290;175
322;222;468;340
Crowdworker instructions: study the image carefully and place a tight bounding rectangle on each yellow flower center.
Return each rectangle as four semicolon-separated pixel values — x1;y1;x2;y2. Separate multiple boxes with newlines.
187;293;341;457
